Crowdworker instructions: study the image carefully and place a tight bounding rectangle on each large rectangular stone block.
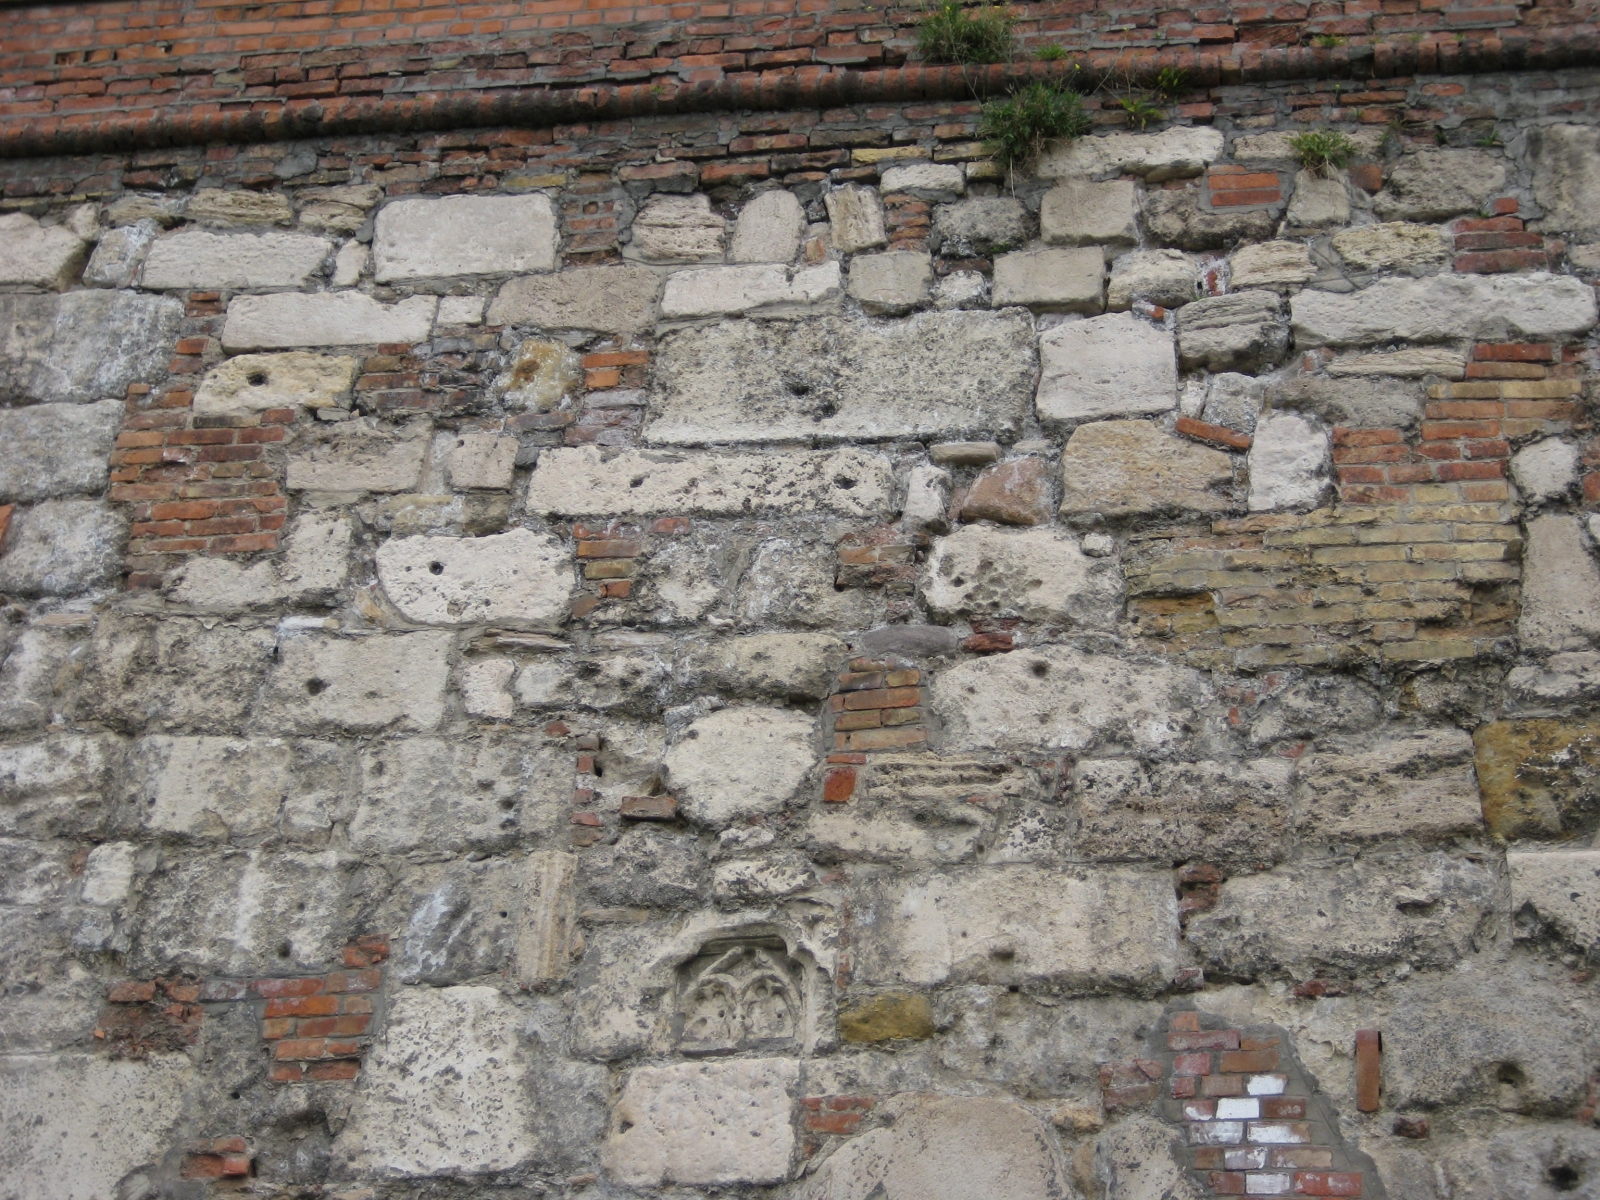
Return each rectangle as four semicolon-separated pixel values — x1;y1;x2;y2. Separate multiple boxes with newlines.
659;261;840;319
1037;127;1225;181
487;265;662;333
0;500;126;597
525;445;895;517
849;866;1181;992
1291;273;1598;347
1036;312;1176;422
0;733;124;839
991;247;1104;311
139;230;331;290
0;211;88;290
647;311;1035;445
222;292;437;350
0;291;183;404
373;194;559;281
285;419;429;493
1296;729;1482;841
0;399;122;503
258;631;452;733
375;527;572;627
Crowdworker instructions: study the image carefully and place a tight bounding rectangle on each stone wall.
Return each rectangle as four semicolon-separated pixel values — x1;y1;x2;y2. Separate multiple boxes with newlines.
6;64;1600;1200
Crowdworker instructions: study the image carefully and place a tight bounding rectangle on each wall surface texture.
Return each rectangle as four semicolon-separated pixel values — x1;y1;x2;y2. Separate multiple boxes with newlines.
6;34;1600;1200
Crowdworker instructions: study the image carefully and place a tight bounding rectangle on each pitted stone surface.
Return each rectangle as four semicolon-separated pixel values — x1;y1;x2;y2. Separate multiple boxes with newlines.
922;525;1121;626
0;291;182;404
0;211;88;290
1107;249;1198;310
0;400;121;502
259;632;452;733
1229;240;1314;289
0;500;125;596
1297;729;1483;841
1530;125;1600;238
932;196;1028;255
1508;849;1600;949
488;265;662;332
664;706;814;826
194;351;357;414
1520;513;1600;652
1038;127;1224;180
1331;222;1451;271
628;193;726;262
648;311;1034;444
1374;148;1507;221
186;188;293;226
880;161;965;198
286;419;429;492
223;291;437;350
1058;419;1233;518
373;194;558;281
1292;273;1598;346
139;230;331;289
1037;312;1177;423
376;528;571;627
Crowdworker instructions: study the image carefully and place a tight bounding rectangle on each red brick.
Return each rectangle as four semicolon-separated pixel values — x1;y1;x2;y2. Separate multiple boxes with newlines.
1169;1029;1241;1051
1176;415;1252;450
268;1063;304;1083
1220;1048;1279;1073
307;1058;362;1080
840;686;921;710
108;980;157;1003
1211;187;1283;207
1174;1052;1213;1075
620;794;678;820
260;1017;294;1039
1264;1097;1308;1118
1474;342;1555;361
1454;249;1549;273
1209;1174;1247;1195
273;1037;327;1060
1355;1029;1381;1112
823;766;856;802
1295;1171;1363;1196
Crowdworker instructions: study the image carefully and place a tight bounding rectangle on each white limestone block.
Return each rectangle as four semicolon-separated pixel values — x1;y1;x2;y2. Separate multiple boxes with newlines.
223;292;437;350
731;189;806;263
0;211;88;289
375;527;572;627
1036;311;1176;422
194;351;357;414
1247;410;1331;511
373;194;558;281
140;230;331;289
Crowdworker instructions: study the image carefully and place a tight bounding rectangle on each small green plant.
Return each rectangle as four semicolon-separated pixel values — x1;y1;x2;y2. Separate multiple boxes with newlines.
1288;128;1358;176
1118;94;1164;131
1311;32;1345;47
1036;43;1066;61
1153;66;1189;100
917;0;1015;65
1477;130;1504;148
978;80;1092;170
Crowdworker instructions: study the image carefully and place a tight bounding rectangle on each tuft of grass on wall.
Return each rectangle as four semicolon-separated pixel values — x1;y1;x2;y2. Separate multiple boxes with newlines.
1288;128;1358;177
917;0;1016;65
978;80;1092;171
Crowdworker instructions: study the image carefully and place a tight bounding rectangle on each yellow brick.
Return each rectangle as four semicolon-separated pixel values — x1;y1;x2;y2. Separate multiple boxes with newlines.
1410;541;1511;562
933;142;990;161
1354;523;1453;544
1454;524;1522;543
503;172;568;189
1215;604;1361;629
1436;382;1504;399
1461;562;1521;582
1400;503;1513;523
1348;562;1460;583
1499;379;1583;398
1221;550;1300;570
1370;621;1417;641
964;160;1005;181
853;146;928;164
1263;527;1358;548
1312;545;1409;565
1380;638;1483;662
1407;484;1465;505
1354;600;1456;622
1329;506;1396;525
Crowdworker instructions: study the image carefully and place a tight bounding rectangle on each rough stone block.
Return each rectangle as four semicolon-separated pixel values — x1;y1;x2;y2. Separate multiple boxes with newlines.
1326;346;1465;378
79;615;276;733
1037;312;1177;423
1529;125;1600;239
1519;513;1600;652
286;419;429;492
850;865;1180;991
1177;290;1289;372
880;161;965;199
1291;273;1597;346
1108;248;1198;310
1229;240;1315;289
681;633;846;701
628;193;726;262
1297;729;1482;842
194;352;356;414
1144;189;1277;250
991;247;1104;312
932;196;1028;256
373;194;558;281
649;311;1034;444
847;249;932;314
445;430;518;489
1268;375;1423;430
1038;127;1224;181
487;266;661;333
526;445;894;517
1374;148;1507;221
1284;169;1350;228
259;631;452;733
0;733;124;839
376;528;570;627
222;292;437;350
734;537;883;631
659;261;840;319
334;986;542;1176
1509;849;1600;950
664;706;815;826
1247;410;1330;511
1511;438;1578;501
0;291;182;405
604;1058;798;1187
1474;717;1600;839
922;525;1121;626
166;512;351;611
186;188;293;226
1058;419;1234;518
83;219;159;288
0;399;121;502
1330;222;1450;271
824;185;888;254
0;211;88;289
1186;854;1499;978
959;456;1054;525
928;644;1211;755
515;850;579;984
0;623;92;735
139;230;331;290
1040;179;1138;248
731;189;805;263
0;500;125;597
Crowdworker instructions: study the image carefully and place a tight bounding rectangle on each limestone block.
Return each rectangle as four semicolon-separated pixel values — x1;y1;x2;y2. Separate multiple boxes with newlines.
922;525;1121;626
436;294;483;326
78;615;276;734
1327;346;1465;378
139;229;331;290
903;464;952;534
932;269;989;308
847;249;932;314
334;241;367;286
1441;1126;1600;1200
713;852;816;901
0;291;182;405
1269;375;1428;431
286;419;429;492
487;265;662;333
1507;651;1600;706
932;196;1028;255
1247;410;1330;511
628;193;726;262
1201;372;1263;433
0;1054;193;1200
1040;179;1138;249
1071;757;1294;865
526;445;895;517
0;733;123;840
1108;248;1198;310
186;188;293;226
881;161;966;199
350;734;567;853
461;658;515;719
446;430;519;489
1036;311;1177;423
513;649;672;713
373;194;557;281
334;986;538;1177
106;193;185;227
991;246;1104;311
1512;438;1579;501
1508;849;1600;953
799;1095;1069;1200
1385;970;1592;1113
0;500;125;597
259;631;452;733
82;219;157;288
1529;125;1600;238
681;633;847;701
376;528;570;627
131;848;367;974
1374;148;1507;221
1092;1117;1209;1200
515;850;579;984
165;512;352;611
1038;126;1225;181
1186;853;1499;978
0;623;87;735
1474;717;1600;839
1177;289;1288;372
1520;513;1600;652
850;865;1180;991
664;706;815;826
1229;240;1315;289
1296;728;1482;842
1284;169;1350;228
605;1058;798;1187
928;644;1211;755
0;211;88;289
1058;419;1233;518
223;291;436;350
0;399;120;502
824;184;888;253
1330;222;1451;271
81;842;135;907
659;261;841;318
960;457;1054;525
1144;189;1277;250
194;351;357;414
491;337;582;411
649;310;1034;444
734;538;883;631
731;189;806;262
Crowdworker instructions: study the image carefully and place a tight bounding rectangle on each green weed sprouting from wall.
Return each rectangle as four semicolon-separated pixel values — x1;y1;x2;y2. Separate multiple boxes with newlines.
917;1;1016;64
1288;129;1358;177
978;80;1092;170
